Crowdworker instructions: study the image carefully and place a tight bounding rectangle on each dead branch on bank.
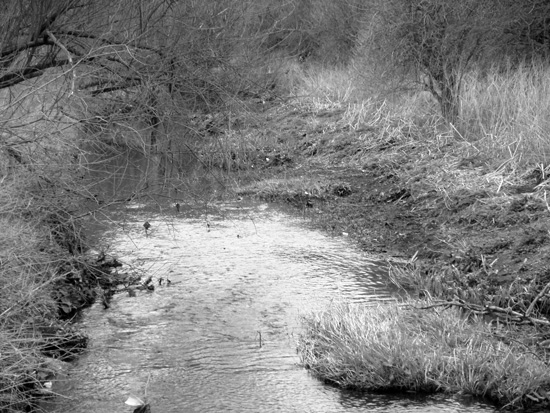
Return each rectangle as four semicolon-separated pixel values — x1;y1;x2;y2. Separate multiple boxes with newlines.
413;298;550;327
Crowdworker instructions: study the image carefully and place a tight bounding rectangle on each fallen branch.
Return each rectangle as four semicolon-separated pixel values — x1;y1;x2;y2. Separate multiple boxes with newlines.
414;299;550;327
526;280;550;317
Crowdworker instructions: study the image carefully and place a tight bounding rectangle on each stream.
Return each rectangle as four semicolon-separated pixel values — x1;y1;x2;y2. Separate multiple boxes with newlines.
47;150;496;412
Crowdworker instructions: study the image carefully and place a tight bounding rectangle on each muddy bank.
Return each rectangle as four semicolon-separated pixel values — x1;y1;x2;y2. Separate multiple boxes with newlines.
235;104;550;293
231;105;550;330
311;162;549;288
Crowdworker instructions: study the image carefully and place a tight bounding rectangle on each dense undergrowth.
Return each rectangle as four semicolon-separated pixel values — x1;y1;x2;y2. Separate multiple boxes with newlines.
0;170;129;411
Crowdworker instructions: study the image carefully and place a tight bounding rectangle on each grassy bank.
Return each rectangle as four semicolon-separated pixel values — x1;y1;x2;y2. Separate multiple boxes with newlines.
216;60;550;409
298;301;550;409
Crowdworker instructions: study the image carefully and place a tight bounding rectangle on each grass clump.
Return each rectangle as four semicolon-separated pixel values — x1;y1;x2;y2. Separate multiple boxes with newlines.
298;301;550;409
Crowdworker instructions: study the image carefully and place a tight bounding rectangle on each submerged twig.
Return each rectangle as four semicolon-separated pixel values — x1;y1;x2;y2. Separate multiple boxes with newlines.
257;331;262;348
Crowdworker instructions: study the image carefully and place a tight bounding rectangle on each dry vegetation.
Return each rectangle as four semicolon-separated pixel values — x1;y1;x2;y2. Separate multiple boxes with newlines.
298;301;550;409
233;42;550;411
2;0;550;411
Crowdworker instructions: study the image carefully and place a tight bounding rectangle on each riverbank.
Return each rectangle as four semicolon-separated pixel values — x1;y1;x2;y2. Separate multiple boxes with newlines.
225;91;550;409
0;175;129;411
234;98;550;296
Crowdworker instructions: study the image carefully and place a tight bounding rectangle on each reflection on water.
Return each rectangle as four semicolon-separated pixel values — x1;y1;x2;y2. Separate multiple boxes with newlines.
47;201;496;413
81;146;226;206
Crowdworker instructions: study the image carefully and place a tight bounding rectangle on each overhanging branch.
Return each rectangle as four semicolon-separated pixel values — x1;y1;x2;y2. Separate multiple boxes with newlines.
0;58;70;89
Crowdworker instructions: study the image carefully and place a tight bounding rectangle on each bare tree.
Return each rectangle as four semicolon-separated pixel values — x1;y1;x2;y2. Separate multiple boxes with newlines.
361;0;498;124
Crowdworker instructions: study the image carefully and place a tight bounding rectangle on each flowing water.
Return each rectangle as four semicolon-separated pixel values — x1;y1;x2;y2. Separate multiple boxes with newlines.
47;150;497;412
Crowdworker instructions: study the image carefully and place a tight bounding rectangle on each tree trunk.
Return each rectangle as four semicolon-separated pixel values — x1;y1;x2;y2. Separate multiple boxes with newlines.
440;82;459;125
426;69;460;126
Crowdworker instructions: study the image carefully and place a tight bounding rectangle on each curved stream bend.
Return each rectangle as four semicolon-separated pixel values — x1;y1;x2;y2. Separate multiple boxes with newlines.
49;201;495;413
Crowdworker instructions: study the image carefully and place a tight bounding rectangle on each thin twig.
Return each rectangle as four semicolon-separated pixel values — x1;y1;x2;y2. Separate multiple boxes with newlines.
45;30;76;96
526;280;550;317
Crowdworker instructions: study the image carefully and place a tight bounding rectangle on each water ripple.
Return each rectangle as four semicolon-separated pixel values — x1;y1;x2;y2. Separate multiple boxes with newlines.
47;201;495;413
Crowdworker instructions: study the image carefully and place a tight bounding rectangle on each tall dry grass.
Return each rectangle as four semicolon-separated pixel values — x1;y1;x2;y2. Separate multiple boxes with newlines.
292;59;550;167
295;65;361;107
460;61;550;163
290;63;393;112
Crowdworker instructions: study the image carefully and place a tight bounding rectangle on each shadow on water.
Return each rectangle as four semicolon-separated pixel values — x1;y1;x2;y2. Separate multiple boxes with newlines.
48;150;497;412
80;145;228;208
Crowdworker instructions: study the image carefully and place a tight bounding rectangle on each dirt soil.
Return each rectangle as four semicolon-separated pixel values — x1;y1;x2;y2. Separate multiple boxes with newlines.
235;102;550;311
311;163;550;283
